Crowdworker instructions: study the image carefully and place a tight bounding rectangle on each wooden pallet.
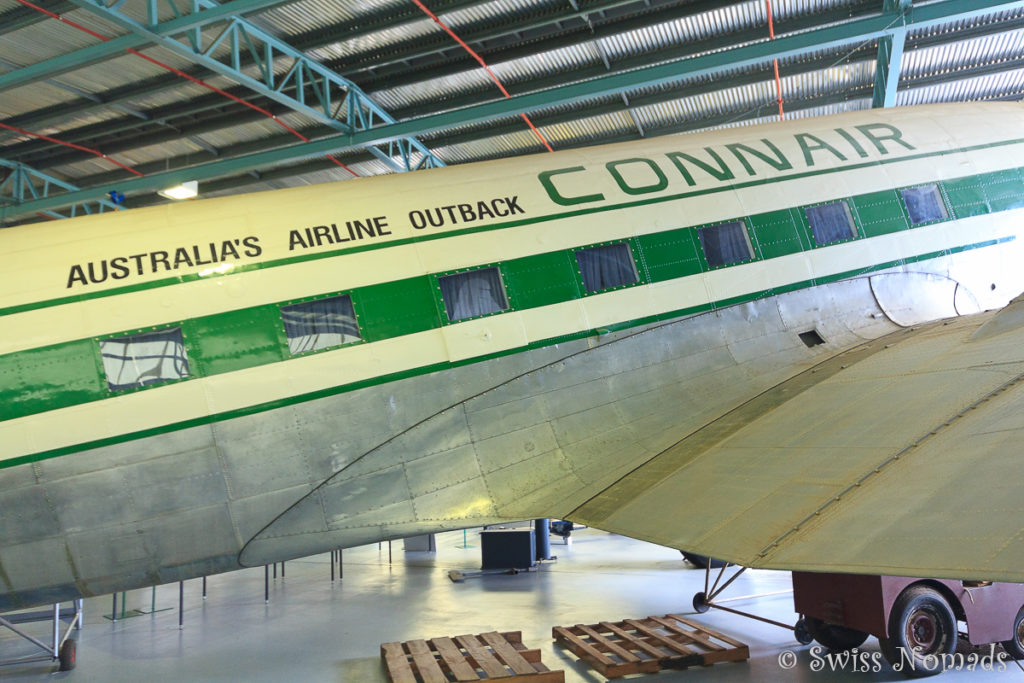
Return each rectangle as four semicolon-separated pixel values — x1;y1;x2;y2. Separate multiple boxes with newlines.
382;630;564;683
552;614;748;679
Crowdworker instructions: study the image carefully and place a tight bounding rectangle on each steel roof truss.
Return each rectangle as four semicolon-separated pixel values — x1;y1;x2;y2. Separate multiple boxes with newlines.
872;0;909;108
0;0;294;91
0;160;122;223
62;0;443;173
10;0;1024;218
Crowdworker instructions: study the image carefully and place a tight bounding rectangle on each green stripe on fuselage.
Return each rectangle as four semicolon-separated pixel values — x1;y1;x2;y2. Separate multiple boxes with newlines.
0;236;1012;470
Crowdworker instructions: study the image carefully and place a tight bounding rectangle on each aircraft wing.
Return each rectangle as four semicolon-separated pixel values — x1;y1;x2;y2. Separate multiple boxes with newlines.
569;299;1024;583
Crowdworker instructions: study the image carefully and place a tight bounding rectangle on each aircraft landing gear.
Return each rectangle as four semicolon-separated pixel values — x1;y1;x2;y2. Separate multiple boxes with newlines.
58;639;77;671
684;557;804;642
793;618;814;646
0;600;82;673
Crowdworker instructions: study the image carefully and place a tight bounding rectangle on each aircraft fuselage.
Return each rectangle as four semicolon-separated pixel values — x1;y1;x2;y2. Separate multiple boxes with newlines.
2;103;1023;609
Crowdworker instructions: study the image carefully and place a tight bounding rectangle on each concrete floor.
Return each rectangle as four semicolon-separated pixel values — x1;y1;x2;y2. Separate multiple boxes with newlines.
1;527;1021;681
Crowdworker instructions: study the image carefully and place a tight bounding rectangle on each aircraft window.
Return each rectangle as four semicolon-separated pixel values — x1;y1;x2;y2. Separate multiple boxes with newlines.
100;327;190;391
439;267;509;321
806;201;857;245
281;294;361;355
900;184;948;225
575;242;639;293
698;221;753;267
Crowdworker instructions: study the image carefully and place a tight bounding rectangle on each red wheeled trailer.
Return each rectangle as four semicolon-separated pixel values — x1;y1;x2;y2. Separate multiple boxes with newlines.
792;572;1024;677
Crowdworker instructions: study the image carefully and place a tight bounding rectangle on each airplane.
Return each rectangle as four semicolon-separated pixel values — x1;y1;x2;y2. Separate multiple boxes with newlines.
2;101;1024;612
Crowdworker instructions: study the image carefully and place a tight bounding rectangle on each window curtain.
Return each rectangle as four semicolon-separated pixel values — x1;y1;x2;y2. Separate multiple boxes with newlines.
100;328;190;390
699;222;752;267
576;243;638;293
901;185;948;225
281;295;360;354
440;268;508;321
806;201;856;244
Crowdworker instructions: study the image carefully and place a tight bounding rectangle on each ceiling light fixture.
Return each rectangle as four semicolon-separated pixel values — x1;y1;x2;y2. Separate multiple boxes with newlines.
158;180;198;200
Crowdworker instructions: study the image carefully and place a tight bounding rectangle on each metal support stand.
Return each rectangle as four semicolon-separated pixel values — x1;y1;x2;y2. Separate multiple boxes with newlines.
534;519;552;561
331;549;344;581
690;562;806;643
178;581;184;629
0;600;82;671
202;576;207;600
104;588;171;621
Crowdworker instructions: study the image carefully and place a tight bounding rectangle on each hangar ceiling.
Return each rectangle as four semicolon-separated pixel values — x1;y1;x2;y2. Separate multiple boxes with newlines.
2;0;1024;226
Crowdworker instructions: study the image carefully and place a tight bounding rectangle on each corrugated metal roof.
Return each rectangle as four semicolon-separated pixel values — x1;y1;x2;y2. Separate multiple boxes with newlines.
902;29;1024;80
3;0;1024;222
898;67;1024;105
256;0;399;37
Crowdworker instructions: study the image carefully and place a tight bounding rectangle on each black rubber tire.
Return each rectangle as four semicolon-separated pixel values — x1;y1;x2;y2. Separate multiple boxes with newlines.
692;592;710;614
805;616;869;652
1001;606;1024;660
680;552;728;569
793;618;814;645
58;639;76;672
881;585;957;677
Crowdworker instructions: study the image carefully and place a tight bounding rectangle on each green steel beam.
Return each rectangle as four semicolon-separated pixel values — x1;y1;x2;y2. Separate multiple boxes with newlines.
0;35;144;93
872;29;907;108
872;0;909;108
0;0;297;92
101;89;882;213
78;38;1024;195
68;46;879;189
8;0;1024;218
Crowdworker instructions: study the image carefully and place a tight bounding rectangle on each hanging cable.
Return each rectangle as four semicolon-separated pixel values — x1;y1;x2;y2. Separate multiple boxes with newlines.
766;0;785;121
409;0;554;152
10;0;358;177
